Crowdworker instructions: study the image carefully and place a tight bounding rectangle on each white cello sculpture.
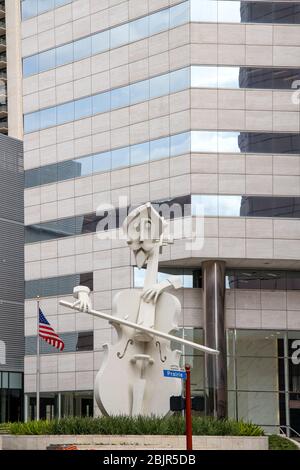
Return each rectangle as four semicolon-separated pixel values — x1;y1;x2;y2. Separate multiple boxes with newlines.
60;203;219;416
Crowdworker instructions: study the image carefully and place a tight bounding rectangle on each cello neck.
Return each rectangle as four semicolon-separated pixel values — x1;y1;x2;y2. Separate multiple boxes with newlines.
143;244;159;290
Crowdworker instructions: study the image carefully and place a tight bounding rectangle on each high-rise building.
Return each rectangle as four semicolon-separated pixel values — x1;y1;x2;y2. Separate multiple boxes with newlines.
0;133;23;423
22;0;300;434
0;1;23;138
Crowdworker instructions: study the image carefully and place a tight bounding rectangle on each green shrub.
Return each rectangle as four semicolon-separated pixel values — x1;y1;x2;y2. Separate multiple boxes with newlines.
8;416;264;436
269;435;299;451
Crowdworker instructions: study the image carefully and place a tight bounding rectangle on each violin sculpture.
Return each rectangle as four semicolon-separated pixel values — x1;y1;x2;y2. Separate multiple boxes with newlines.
60;203;219;417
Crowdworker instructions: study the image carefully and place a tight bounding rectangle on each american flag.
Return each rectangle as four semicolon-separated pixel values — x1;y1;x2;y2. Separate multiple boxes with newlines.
39;309;65;351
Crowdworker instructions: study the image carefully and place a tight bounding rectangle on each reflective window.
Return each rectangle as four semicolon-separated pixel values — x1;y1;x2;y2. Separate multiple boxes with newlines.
130;80;149;105
22;2;189;76
92;92;110;115
22;0;72;20
25;331;93;354
111;147;130;169
57;101;74;125
23;55;39;77
74;37;91;61
40;107;56;129
75;97;92;120
130;142;150;165
39;49;55;73
150;73;170;99
150;136;170;161
56;43;74;67
170;132;190;156
110;23;129;49
170;67;190;93
111;86;130;110
93;152;111;173
25;272;93;298
190;1;300;24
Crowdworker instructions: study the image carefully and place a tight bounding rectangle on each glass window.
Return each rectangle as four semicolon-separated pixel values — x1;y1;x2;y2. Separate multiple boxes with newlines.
76;156;93;177
22;0;38;19
130;142;149;165
74;97;92;120
93;92;110;114
74;37;91;61
218;1;241;23
130;80;149;105
219;195;242;217
38;49;56;73
191;66;217;88
38;0;54;14
76;332;93;351
219;132;240;153
170;132;190;156
25;168;41;188
9;372;22;390
110;23;129;49
56;42;73;67
23;55;39;77
170;67;190;93
150;136;170;161
190;0;218;22
129;16;149;42
2;371;8;388
91;31;109;55
111;147;130;169
149;8;169;35
170;2;190;28
150;73;169;99
93;152;111;173
191;131;219;153
192;195;218;217
111;86;130;109
40;107;56;129
41;163;58;185
24;112;40;134
57;101;74;125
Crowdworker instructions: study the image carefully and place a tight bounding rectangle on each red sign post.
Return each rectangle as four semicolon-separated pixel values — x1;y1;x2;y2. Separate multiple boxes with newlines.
185;364;193;451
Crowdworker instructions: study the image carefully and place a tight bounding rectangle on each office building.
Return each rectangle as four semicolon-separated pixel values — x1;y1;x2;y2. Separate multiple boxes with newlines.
22;0;300;434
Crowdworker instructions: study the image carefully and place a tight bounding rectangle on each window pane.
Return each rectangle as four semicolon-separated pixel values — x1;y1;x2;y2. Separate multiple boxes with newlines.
41;164;58;185
93;152;111;173
74;37;91;61
170;2;190;28
149;8;169;35
130;142;149;165
23;55;39;77
111;86;130;109
57;102;74;125
218;1;241;23
111;147;129;169
192;195;218;216
24;112;40;133
130;16;149;42
150;73;169;99
40;107;56;129
56;43;73;66
9;372;22;390
191;66;218;88
170;132;190;156
191;131;218;153
219;132;240;153
110;23;129;48
191;0;218;22
93;92;110;114
38;0;54;14
22;0;38;19
76;332;93;351
39;49;55;73
130;80;149;105
74;97;92;120
92;31;109;55
25;168;41;188
76;156;93;177
150;136;170;161
219;195;242;217
170;67;190;93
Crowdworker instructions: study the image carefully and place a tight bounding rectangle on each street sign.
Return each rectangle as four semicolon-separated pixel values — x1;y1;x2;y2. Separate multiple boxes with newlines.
163;369;187;379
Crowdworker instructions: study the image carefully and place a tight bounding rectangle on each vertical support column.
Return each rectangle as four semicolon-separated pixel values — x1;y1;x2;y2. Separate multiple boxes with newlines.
202;260;227;419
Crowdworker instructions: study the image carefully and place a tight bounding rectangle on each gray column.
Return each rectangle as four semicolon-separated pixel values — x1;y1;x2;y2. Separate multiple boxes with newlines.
202;260;227;419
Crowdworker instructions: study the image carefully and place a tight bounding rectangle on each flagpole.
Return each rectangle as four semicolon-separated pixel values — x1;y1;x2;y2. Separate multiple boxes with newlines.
36;296;40;421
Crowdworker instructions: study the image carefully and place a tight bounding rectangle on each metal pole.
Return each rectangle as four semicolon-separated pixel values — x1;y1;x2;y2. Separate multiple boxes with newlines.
36;297;40;421
185;364;192;451
284;332;290;438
